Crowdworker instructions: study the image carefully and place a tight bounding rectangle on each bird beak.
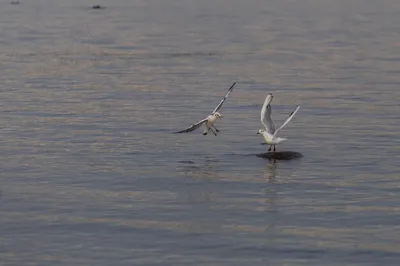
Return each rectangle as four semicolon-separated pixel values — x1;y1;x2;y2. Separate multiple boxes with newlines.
219;116;223;119
256;131;260;135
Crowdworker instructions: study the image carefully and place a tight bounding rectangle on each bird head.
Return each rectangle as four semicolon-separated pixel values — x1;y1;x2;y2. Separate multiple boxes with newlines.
257;129;265;135
214;112;223;119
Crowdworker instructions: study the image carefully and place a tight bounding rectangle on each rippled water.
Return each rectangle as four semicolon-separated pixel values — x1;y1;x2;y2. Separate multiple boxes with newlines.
1;0;400;265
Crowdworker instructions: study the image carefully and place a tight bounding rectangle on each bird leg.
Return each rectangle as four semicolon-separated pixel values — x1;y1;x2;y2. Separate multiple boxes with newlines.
212;125;220;132
273;145;276;152
209;128;217;136
268;145;272;152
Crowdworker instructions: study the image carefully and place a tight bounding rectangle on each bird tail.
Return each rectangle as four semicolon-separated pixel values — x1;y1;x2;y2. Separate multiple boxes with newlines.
276;137;287;143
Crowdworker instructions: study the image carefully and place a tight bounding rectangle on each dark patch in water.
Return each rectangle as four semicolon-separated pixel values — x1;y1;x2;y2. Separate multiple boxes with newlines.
178;160;195;164
256;151;303;160
92;5;105;9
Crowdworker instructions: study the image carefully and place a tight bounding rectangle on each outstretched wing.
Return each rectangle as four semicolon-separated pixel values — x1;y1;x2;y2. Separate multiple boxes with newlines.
174;118;208;133
260;93;275;134
273;105;300;137
212;82;236;114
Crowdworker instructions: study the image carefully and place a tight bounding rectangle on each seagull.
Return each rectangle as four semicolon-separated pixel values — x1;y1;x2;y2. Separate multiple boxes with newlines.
175;82;236;136
257;93;300;151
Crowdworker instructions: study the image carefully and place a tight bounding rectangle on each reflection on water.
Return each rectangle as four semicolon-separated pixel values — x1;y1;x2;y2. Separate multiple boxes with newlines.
264;159;277;184
176;158;222;180
262;160;279;214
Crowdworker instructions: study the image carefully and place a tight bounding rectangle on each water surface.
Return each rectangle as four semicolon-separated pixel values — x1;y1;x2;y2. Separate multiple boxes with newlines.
1;0;400;265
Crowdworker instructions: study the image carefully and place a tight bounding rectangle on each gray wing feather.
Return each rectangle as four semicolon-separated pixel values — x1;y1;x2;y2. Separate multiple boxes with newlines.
212;82;236;114
174;118;208;133
273;105;300;137
261;94;275;134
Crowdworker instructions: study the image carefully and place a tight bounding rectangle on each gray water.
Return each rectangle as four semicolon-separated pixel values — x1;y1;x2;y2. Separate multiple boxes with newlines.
1;0;400;265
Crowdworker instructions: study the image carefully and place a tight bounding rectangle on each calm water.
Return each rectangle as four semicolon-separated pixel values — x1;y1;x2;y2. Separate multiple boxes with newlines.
1;0;400;265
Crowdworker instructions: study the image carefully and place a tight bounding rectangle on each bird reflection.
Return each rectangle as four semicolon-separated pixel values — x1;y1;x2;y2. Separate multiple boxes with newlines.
175;159;221;205
265;159;277;183
262;159;280;211
176;158;221;180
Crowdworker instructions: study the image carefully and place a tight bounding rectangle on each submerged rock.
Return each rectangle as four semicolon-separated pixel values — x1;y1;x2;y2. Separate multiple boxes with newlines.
256;151;302;160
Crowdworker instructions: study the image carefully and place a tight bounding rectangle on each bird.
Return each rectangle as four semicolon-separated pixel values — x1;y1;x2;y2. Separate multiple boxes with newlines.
175;82;236;136
257;93;300;152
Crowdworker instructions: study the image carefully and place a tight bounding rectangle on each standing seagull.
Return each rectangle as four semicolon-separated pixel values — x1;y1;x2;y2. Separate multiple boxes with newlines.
175;82;236;136
257;93;300;151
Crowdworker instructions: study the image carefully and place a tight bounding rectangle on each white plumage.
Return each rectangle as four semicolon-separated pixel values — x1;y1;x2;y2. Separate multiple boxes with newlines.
175;82;236;136
257;93;300;151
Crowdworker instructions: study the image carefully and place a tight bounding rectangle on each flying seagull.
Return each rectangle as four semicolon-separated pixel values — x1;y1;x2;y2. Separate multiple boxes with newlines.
257;93;300;151
175;82;236;136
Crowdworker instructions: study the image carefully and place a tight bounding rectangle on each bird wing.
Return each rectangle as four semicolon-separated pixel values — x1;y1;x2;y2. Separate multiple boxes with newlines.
211;82;236;114
273;105;301;137
174;118;208;133
260;93;275;134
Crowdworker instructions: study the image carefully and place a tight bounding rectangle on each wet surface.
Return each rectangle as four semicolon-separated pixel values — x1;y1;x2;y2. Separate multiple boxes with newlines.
256;151;303;160
1;0;400;265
